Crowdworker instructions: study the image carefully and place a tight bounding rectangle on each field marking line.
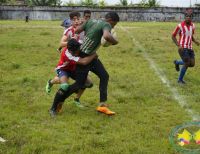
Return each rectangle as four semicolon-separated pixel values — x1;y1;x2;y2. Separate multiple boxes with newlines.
0;137;6;143
120;25;200;121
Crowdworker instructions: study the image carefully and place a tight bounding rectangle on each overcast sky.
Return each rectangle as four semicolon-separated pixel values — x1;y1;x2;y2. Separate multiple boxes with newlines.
64;0;200;7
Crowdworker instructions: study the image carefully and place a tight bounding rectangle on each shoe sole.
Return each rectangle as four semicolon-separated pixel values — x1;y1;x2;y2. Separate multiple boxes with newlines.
96;110;115;115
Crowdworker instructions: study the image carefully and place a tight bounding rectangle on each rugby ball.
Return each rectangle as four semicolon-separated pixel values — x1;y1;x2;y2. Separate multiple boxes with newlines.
101;29;117;47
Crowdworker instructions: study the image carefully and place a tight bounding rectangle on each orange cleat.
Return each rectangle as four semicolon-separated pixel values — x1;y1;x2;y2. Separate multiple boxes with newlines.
96;106;115;115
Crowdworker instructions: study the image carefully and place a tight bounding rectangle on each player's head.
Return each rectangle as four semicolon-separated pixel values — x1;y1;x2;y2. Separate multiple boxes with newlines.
185;9;193;24
105;12;120;28
61;18;71;28
83;10;91;21
69;11;81;28
67;38;81;56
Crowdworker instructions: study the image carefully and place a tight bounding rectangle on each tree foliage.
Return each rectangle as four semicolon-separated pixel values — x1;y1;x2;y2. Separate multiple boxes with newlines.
80;0;97;6
0;0;7;4
30;0;61;6
119;0;128;6
99;0;105;7
138;0;160;7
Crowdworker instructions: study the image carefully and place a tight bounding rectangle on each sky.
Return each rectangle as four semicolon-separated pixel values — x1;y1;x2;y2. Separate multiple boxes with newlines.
64;0;200;7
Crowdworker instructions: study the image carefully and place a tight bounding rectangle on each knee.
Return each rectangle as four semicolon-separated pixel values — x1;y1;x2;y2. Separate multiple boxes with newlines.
189;63;195;67
60;83;69;91
101;72;109;81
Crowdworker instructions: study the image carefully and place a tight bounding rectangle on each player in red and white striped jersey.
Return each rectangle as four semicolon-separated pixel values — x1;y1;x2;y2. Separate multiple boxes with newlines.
172;9;200;84
57;11;84;52
46;12;92;109
48;39;97;115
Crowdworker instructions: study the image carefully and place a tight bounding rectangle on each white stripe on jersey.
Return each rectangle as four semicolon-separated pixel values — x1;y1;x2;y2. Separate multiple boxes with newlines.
65;51;80;62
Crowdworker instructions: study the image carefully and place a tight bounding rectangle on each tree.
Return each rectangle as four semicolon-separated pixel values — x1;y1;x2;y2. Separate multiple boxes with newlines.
138;0;159;7
0;0;7;4
29;0;61;6
64;0;75;6
119;0;128;6
99;0;105;7
80;0;97;6
148;0;159;7
195;3;200;7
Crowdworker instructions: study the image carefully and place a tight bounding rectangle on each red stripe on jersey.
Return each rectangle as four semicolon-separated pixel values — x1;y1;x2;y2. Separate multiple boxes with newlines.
173;21;195;49
55;48;80;71
63;26;83;43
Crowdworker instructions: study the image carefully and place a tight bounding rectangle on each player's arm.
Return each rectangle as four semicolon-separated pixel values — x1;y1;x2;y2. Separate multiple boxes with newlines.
172;26;183;51
192;36;200;46
77;53;98;65
102;29;118;45
60;35;69;48
171;35;179;47
171;26;179;47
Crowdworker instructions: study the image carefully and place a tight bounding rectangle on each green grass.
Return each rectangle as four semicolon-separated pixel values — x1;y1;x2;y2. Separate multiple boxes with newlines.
0;20;200;154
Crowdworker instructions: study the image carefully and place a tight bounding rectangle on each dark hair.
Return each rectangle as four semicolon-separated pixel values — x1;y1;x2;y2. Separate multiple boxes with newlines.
67;38;81;54
185;9;193;17
105;12;120;22
84;10;91;15
69;11;81;20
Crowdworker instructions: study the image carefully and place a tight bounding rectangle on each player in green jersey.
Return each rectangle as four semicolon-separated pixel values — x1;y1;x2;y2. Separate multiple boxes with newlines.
50;12;119;117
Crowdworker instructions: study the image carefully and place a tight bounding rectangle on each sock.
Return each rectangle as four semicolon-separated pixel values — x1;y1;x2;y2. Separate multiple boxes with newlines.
176;60;184;65
51;89;66;111
179;67;187;81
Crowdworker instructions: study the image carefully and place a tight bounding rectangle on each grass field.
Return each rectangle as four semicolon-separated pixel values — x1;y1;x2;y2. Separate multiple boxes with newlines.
0;20;200;154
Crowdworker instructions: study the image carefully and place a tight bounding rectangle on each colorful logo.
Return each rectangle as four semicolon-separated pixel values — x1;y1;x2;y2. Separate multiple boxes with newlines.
169;121;200;154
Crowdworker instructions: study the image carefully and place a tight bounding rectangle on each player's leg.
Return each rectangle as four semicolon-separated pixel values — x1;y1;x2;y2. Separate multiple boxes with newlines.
173;49;185;72
90;59;115;115
74;75;93;107
178;49;190;84
188;50;195;68
50;65;89;117
49;70;70;117
46;76;60;94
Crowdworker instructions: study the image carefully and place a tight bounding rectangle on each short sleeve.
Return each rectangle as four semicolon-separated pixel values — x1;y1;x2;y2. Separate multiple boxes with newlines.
102;22;112;32
172;24;181;37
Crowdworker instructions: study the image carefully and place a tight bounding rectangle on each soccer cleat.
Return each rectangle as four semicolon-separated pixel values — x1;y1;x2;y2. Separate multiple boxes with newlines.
74;98;84;108
174;60;180;72
46;79;52;94
178;80;186;84
96;106;115;115
49;109;56;118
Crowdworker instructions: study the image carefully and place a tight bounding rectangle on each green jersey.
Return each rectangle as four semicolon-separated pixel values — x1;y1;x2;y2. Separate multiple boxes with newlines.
80;19;112;55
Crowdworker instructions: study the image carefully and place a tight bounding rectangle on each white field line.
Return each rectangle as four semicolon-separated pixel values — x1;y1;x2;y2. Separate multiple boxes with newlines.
120;26;200;121
0;137;6;143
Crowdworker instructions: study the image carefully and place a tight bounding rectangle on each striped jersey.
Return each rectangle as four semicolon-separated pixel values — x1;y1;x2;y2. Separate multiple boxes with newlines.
80;19;112;54
172;21;195;49
55;49;80;71
55;26;84;71
63;26;85;44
